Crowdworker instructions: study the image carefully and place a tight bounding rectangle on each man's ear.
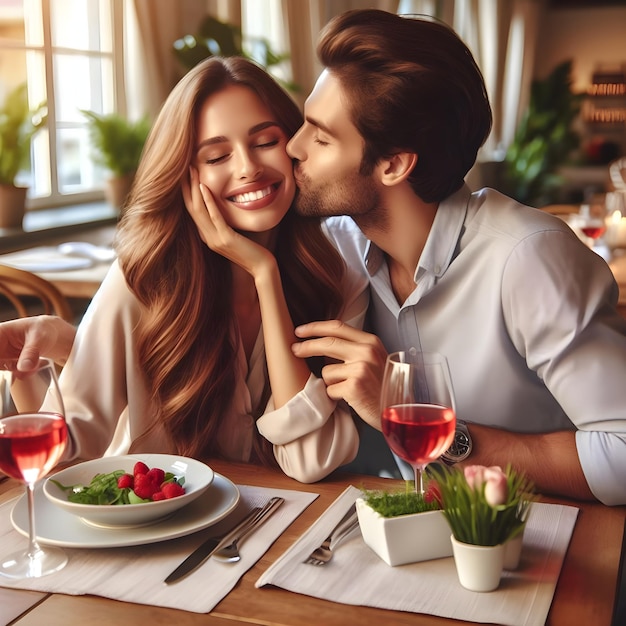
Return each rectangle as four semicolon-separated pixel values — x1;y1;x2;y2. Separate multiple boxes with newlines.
377;152;418;187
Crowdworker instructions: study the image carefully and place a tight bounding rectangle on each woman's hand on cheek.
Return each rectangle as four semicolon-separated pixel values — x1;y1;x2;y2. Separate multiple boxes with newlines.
183;167;222;248
183;167;273;277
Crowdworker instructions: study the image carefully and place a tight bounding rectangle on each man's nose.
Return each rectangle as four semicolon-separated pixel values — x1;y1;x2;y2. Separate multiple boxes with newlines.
287;127;304;160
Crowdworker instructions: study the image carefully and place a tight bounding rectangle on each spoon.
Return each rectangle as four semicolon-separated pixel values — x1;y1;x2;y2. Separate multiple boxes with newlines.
212;496;284;562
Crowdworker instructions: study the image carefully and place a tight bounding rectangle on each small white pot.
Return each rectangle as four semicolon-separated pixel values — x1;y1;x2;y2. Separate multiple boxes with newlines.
451;535;504;592
503;529;525;570
356;497;453;566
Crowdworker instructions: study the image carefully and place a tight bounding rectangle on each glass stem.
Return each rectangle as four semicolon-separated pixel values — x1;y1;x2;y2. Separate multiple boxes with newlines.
26;482;42;559
414;467;425;495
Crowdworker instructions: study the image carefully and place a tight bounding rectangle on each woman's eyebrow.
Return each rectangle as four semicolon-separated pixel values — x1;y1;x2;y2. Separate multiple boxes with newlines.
248;121;281;135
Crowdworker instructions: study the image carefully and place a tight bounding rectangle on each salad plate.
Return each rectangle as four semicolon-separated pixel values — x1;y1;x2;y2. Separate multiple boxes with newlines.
11;472;239;548
43;453;214;528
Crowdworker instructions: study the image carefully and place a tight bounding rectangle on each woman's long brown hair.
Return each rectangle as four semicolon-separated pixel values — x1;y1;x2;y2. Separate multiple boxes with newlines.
115;57;345;464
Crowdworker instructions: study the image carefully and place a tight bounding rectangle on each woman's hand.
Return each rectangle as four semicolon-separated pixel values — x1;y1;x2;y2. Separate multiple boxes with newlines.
182;168;275;278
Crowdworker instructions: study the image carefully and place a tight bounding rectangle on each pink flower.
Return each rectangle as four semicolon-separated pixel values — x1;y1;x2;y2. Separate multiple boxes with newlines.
463;465;508;506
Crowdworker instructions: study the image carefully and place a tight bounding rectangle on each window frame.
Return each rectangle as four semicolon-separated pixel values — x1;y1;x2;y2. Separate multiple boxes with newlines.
0;0;126;213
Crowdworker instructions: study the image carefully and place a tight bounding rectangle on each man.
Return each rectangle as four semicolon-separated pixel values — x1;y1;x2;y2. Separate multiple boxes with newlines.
288;9;626;505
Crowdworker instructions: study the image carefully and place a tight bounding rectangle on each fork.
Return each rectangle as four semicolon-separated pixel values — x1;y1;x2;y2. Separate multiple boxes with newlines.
303;502;359;566
212;496;284;562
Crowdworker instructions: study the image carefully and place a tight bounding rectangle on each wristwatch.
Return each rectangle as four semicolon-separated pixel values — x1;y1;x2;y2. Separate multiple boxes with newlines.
442;419;472;464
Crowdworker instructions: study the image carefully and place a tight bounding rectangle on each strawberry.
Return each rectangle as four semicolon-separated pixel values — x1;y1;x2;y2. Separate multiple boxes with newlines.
133;473;160;500
133;461;149;476
146;467;165;485
117;473;134;489
161;481;185;499
152;491;166;501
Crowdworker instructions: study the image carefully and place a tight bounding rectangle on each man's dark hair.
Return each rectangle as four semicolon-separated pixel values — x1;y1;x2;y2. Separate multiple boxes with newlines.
317;9;493;203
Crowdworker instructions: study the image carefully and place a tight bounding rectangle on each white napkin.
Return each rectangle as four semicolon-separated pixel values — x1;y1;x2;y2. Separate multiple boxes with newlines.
256;486;579;626
0;485;316;614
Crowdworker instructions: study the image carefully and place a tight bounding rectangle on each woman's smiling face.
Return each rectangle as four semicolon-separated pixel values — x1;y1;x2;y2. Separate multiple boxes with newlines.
194;84;295;234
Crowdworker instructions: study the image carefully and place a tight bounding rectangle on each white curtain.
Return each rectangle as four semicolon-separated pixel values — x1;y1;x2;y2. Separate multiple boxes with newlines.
453;0;542;162
125;0;210;119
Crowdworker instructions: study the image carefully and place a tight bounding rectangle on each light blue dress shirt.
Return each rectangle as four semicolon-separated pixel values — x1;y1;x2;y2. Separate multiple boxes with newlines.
327;185;626;505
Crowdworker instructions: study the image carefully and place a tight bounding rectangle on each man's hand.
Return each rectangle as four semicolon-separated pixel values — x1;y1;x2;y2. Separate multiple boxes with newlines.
0;316;76;372
292;320;388;429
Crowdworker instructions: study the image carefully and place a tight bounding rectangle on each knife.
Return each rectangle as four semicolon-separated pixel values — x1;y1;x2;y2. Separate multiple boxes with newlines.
164;505;262;584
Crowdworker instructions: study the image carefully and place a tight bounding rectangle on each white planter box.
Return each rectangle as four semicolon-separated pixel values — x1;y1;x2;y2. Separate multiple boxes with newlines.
356;497;453;566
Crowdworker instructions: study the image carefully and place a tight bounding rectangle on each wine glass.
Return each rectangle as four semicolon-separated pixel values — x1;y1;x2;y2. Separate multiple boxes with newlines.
380;350;456;496
0;357;68;579
577;202;608;248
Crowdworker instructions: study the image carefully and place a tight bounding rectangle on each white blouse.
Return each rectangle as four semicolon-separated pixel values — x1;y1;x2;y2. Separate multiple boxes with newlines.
59;256;369;484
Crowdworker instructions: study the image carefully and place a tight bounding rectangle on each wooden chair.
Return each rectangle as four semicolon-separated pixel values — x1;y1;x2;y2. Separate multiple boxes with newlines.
0;264;74;322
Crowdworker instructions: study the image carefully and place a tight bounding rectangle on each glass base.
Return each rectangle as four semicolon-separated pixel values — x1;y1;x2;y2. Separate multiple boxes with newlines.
0;545;68;579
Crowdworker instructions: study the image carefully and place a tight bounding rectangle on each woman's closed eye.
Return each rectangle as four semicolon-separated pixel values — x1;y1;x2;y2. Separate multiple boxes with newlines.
204;154;228;165
254;139;279;149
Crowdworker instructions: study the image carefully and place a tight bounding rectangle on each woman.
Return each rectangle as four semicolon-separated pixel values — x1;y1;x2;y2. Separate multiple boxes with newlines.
2;57;367;483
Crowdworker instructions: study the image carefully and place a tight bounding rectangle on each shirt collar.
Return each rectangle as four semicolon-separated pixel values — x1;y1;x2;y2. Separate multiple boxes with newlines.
363;184;471;279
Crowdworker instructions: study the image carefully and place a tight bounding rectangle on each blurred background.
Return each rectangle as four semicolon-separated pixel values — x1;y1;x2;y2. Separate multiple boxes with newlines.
0;0;625;223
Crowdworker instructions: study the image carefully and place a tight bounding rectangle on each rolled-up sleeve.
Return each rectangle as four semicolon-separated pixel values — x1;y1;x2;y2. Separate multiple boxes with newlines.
503;229;626;505
257;374;359;483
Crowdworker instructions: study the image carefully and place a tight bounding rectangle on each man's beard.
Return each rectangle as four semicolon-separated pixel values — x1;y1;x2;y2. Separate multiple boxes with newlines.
292;165;386;230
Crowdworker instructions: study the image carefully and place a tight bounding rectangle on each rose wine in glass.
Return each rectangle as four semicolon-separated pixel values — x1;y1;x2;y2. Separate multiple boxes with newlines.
578;203;608;247
381;351;456;495
0;358;68;579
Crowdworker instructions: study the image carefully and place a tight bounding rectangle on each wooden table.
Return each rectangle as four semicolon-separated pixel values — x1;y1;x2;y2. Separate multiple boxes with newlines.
1;460;624;626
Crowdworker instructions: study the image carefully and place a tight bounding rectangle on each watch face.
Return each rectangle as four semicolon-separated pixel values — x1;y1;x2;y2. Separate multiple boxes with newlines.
448;431;471;460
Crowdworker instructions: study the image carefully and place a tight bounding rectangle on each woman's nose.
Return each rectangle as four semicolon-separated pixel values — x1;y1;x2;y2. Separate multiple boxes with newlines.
236;149;262;179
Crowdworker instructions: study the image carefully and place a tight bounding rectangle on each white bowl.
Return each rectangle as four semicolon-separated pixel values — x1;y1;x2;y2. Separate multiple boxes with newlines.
356;497;453;566
43;453;214;528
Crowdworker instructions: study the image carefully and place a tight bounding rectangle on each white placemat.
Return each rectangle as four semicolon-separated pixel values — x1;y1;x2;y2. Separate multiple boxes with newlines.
0;485;317;613
256;486;579;626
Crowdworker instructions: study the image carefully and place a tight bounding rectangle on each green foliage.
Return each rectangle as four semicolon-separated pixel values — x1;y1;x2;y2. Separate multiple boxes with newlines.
81;110;151;177
50;469;183;505
0;83;47;185
50;471;129;505
173;15;298;92
503;60;583;207
362;482;440;518
435;465;535;546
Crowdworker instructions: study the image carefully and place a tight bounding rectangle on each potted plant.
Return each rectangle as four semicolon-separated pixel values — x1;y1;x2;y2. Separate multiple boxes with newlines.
355;479;453;566
81;110;151;211
434;464;535;591
0;83;47;228
502;60;583;207
173;16;298;93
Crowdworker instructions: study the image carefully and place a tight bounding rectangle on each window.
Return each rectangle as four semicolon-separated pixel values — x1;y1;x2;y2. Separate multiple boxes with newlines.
0;0;124;210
